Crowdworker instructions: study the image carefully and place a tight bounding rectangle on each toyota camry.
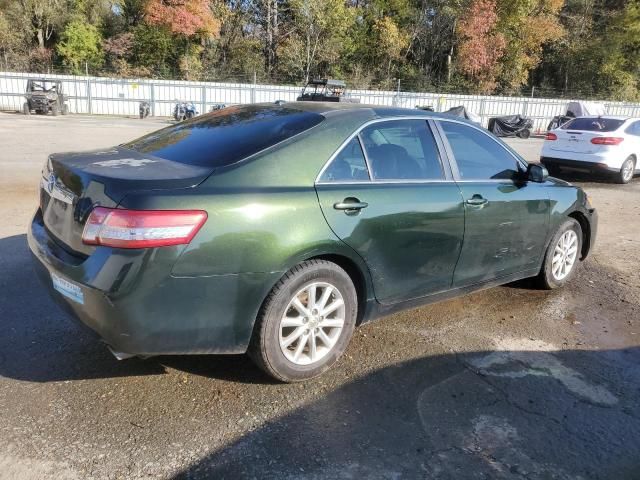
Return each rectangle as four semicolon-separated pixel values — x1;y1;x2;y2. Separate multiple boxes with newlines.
29;103;597;382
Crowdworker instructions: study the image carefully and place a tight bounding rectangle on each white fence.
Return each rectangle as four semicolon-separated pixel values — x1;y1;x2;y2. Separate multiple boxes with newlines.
2;71;640;132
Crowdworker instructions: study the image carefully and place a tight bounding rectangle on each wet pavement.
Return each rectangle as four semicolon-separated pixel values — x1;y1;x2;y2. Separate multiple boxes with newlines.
0;113;639;479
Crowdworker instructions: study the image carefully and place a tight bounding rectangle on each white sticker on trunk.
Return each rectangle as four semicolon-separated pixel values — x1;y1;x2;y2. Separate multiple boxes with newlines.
51;272;85;305
91;158;157;168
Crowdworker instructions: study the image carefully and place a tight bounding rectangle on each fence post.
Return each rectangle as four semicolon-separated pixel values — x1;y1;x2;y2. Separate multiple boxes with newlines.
86;78;92;114
150;82;156;117
250;71;256;104
479;98;486;127
73;77;78;114
201;85;206;113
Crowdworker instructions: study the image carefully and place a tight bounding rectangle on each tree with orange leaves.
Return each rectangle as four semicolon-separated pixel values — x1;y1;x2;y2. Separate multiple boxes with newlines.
145;0;220;39
456;0;506;94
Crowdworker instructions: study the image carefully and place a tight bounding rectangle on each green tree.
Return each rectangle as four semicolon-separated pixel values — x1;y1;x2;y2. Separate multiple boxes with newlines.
56;19;104;74
278;0;356;82
494;0;564;93
131;23;177;77
599;0;640;100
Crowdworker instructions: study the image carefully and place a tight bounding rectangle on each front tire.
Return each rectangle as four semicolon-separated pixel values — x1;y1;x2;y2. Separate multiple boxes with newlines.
616;156;635;184
249;260;357;382
537;218;582;290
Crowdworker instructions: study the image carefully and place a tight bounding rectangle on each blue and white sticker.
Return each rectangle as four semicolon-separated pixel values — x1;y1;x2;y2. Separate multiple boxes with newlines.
51;272;85;305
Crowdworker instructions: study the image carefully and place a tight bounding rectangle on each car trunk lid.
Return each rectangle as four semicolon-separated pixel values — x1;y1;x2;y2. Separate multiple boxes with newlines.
549;130;601;154
40;146;213;256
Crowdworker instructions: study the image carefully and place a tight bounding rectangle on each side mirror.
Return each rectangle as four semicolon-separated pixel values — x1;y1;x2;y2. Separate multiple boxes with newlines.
527;164;548;183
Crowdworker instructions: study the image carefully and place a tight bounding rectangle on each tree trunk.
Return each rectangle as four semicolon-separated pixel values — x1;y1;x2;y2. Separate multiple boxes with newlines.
264;0;278;75
37;28;45;49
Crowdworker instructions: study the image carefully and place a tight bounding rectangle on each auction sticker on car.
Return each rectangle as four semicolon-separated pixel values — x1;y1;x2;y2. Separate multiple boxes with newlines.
51;272;84;305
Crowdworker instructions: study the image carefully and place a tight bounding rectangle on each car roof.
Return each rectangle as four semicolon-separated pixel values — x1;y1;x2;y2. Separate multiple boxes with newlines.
571;115;631;121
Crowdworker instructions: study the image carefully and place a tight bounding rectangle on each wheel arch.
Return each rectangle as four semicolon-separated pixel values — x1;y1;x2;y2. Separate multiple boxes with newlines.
568;211;591;260
305;253;370;325
253;246;374;333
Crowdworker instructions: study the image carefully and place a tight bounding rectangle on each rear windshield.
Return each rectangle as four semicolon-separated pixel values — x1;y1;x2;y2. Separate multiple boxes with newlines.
561;118;625;132
124;105;324;167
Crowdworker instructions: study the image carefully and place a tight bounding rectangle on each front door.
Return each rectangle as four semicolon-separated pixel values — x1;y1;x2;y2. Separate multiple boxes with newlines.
437;120;550;287
316;119;465;305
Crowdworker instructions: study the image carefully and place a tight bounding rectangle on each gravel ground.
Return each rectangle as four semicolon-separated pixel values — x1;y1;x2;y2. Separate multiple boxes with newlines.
0;113;639;480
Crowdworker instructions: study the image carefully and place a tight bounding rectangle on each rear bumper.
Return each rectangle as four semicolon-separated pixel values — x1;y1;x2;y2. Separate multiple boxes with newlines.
28;209;279;356
541;157;620;174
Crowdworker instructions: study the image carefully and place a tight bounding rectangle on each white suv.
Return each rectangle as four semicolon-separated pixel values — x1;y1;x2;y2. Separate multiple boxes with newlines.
541;116;639;184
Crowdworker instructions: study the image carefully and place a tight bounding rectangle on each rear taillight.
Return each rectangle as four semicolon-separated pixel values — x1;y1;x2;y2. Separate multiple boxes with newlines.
591;137;624;145
545;132;558;141
82;207;207;249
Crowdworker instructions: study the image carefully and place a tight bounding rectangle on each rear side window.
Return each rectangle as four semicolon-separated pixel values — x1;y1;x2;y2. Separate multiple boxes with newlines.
359;120;444;180
626;121;640;137
124;105;324;167
440;121;521;180
561;118;625;132
320;137;370;182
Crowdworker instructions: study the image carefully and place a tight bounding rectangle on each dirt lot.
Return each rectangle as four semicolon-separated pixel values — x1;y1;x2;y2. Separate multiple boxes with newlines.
0;113;639;479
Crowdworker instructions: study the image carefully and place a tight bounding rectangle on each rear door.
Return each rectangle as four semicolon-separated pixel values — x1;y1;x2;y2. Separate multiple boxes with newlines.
625;121;640;158
437;120;550;287
316;119;465;305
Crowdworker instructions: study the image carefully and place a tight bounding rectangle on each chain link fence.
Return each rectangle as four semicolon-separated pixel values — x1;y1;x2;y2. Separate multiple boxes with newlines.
2;71;640;132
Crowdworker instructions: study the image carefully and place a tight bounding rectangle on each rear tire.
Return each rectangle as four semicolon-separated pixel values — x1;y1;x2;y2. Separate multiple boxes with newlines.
517;128;531;139
248;260;357;382
537;218;582;290
616;156;635;184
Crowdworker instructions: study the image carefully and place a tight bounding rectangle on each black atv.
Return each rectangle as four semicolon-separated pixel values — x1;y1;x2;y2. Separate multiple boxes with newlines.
23;79;69;116
297;79;360;103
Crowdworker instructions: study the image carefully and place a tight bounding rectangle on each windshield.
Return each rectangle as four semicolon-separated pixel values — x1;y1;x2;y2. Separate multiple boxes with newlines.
124;105;324;168
561;118;625;132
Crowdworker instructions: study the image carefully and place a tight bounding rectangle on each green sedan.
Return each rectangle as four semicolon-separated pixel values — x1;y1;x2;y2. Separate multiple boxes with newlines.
28;103;597;382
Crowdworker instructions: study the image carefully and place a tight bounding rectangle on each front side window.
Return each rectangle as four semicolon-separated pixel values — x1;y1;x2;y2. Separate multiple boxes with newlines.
319;137;370;182
440;121;521;180
359;120;444;180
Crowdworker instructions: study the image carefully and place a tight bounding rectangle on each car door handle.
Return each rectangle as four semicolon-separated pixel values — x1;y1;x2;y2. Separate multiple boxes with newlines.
334;198;368;212
465;195;488;206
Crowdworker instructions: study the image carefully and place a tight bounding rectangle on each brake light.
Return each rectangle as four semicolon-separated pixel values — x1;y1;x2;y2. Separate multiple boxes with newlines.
82;207;207;248
545;132;558;141
591;137;624;145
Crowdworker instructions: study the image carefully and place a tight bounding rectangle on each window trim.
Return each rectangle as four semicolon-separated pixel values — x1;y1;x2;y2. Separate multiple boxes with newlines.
434;119;528;183
315;117;453;185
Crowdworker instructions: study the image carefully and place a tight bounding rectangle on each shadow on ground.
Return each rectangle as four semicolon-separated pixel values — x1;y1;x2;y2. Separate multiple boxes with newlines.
3;234;640;479
170;346;640;480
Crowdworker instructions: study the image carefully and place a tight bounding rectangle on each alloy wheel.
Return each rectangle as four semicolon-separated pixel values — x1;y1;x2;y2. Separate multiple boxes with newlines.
279;282;345;366
552;230;578;281
622;159;634;183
